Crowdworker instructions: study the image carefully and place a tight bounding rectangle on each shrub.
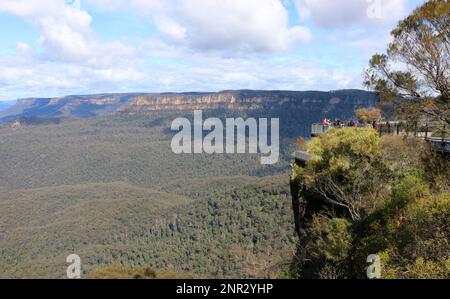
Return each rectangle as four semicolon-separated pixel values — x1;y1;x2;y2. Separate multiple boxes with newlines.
296;215;352;279
391;175;430;207
352;179;449;279
355;108;382;124
303;128;389;220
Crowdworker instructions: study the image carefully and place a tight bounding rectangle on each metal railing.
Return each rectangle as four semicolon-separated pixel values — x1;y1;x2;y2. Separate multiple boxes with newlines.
378;122;449;142
311;123;332;136
312;121;449;142
311;123;370;136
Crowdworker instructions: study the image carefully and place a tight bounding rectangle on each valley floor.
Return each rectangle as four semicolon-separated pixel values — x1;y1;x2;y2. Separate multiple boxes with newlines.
0;115;295;278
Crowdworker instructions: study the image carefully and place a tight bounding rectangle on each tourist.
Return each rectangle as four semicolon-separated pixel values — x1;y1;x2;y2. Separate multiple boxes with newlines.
322;118;331;126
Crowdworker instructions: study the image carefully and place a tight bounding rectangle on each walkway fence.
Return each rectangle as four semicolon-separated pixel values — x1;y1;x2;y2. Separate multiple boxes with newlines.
378;122;449;142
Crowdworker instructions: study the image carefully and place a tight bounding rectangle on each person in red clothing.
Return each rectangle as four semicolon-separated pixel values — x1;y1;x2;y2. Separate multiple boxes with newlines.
322;118;331;126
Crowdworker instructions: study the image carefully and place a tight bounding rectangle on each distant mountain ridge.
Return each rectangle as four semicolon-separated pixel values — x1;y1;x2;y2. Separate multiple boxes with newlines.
0;89;378;121
0;100;16;111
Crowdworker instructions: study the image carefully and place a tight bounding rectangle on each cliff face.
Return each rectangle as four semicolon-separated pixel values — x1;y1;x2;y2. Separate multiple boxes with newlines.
118;90;377;113
0;89;378;122
118;93;261;112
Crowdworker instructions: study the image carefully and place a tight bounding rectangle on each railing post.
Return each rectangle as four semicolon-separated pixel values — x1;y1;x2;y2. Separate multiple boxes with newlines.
443;124;446;143
425;125;429;140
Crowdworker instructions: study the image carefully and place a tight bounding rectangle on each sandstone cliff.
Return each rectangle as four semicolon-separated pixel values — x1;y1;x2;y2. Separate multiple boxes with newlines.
0;89;378;122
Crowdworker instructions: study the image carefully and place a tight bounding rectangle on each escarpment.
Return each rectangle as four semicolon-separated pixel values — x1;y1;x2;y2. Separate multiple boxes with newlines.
0;89;378;121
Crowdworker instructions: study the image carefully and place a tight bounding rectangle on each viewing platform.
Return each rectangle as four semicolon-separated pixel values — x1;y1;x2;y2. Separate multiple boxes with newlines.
292;150;311;163
307;121;450;155
311;123;332;137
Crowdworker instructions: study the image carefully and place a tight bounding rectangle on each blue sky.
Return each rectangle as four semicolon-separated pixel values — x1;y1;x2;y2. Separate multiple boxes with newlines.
0;0;425;101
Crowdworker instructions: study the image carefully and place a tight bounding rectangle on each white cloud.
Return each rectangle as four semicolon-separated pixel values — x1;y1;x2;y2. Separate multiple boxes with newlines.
0;54;146;99
0;0;311;68
16;42;32;54
295;0;408;28
84;0;162;11
0;49;360;101
161;0;311;53
88;0;312;54
0;0;134;66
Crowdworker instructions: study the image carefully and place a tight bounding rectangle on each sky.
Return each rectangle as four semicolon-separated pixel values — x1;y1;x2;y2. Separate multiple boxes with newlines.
0;0;425;101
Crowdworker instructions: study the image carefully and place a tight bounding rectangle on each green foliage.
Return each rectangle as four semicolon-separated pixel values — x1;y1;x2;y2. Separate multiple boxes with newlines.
87;264;158;279
321;219;352;262
306;127;383;174
353;185;449;279
382;135;450;191
300;128;389;220
0;111;307;279
86;264;198;279
291;127;449;279
391;175;430;207
404;257;450;279
308;217;352;262
0;174;296;279
0;114;282;190
296;216;352;279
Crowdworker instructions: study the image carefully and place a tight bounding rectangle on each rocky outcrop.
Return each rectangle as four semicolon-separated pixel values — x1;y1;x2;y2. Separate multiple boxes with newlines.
11;120;22;129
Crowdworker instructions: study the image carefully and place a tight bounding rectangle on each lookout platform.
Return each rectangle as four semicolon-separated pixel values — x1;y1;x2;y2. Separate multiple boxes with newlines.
293;150;311;163
306;122;450;156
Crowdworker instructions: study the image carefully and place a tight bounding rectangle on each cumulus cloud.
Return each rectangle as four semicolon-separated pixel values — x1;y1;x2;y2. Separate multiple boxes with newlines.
0;0;311;64
0;0;143;99
0;0;134;66
160;0;311;53
295;0;408;28
88;0;312;54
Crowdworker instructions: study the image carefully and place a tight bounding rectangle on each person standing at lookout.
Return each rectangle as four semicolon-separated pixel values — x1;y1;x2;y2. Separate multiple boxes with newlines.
372;120;381;132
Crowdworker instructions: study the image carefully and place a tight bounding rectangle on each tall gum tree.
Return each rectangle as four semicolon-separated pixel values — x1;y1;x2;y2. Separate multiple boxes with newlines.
364;0;449;125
